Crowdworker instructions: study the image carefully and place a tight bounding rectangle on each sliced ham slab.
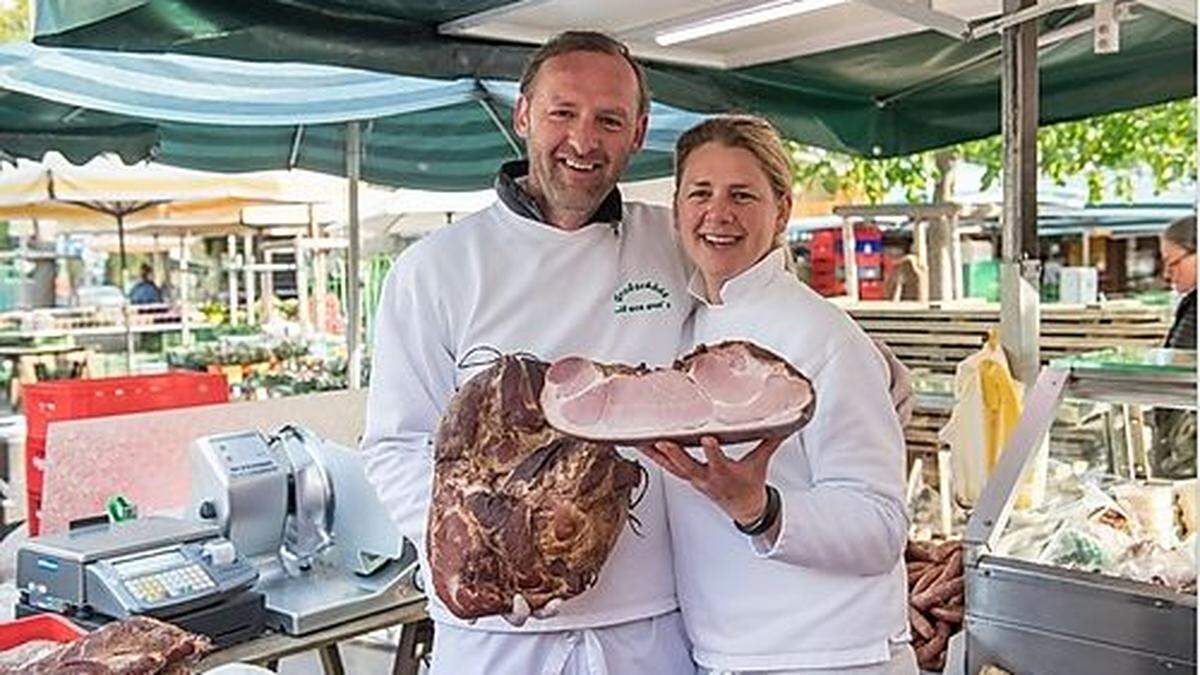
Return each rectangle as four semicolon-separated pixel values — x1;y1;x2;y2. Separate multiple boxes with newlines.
541;341;815;445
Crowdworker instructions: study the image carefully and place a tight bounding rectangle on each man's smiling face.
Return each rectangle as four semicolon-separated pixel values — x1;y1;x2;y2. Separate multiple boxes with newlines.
514;50;647;228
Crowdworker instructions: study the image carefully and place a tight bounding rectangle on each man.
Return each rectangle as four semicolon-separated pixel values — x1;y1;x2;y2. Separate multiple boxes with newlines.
1153;214;1196;478
129;263;163;305
1161;214;1196;349
362;32;695;674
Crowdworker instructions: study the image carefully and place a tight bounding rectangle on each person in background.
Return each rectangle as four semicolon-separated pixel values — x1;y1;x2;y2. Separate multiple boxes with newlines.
641;115;914;674
128;263;163;305
1160;214;1196;349
1153;214;1196;478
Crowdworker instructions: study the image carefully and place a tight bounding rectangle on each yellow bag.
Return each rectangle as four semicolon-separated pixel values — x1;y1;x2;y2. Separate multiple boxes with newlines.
940;329;1046;509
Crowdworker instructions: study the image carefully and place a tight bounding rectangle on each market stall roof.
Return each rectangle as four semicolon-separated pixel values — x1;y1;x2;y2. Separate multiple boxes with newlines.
0;42;703;189
31;0;1197;157
0;153;318;230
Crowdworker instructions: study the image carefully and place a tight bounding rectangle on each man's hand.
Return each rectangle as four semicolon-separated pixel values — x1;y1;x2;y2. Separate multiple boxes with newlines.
639;436;783;525
500;595;563;627
873;338;914;427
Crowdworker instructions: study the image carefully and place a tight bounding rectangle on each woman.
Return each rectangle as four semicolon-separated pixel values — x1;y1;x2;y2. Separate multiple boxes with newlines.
1160;215;1196;349
640;116;915;674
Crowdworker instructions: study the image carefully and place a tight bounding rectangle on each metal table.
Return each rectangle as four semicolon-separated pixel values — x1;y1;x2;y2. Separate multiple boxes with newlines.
198;586;431;675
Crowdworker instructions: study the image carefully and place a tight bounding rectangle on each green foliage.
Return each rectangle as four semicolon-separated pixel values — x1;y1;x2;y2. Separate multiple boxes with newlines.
0;0;29;43
790;99;1197;204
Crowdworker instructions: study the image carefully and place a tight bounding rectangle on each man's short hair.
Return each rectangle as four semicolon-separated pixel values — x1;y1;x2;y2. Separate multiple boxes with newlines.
519;31;650;117
1164;215;1197;254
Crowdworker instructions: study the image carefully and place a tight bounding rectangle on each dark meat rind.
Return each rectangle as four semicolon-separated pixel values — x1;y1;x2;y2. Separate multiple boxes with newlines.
429;354;643;620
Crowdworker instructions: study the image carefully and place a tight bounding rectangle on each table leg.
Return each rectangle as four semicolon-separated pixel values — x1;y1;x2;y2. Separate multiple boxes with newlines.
392;619;434;675
318;644;346;675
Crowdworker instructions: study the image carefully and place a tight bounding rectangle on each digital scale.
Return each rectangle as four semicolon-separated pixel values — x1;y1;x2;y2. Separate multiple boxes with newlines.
16;516;265;647
14;425;418;645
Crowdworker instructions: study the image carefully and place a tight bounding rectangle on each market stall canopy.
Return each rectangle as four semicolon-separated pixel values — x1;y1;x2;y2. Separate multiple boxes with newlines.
0;42;703;189
0;154;321;230
31;0;1197;157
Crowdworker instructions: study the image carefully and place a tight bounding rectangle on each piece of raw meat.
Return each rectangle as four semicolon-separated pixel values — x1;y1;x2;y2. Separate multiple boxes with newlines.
1;616;210;674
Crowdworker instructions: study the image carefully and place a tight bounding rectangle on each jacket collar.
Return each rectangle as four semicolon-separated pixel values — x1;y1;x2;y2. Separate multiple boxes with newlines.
688;247;789;307
494;160;623;233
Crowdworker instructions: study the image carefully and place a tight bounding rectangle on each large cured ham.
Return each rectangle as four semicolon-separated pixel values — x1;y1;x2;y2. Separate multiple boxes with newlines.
541;341;815;445
428;353;643;620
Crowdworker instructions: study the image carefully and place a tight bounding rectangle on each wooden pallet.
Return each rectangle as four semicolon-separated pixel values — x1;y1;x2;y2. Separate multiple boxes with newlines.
849;301;1171;377
854;301;1170;466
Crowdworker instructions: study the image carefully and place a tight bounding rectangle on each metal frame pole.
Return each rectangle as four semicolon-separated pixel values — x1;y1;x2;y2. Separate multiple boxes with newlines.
346;121;363;390
118;214;134;374
227;234;240;326
180;231;192;346
243;233;257;326
841;218;859;301
999;0;1041;385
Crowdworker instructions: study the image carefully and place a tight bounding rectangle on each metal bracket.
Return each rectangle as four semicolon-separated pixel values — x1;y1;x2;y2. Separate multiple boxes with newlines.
969;0;1086;39
1093;0;1120;53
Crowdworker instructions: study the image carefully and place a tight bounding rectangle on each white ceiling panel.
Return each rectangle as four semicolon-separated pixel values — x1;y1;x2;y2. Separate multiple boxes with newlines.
440;0;1007;68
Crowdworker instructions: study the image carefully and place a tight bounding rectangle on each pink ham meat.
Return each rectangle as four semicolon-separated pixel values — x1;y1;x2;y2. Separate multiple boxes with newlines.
541;341;815;445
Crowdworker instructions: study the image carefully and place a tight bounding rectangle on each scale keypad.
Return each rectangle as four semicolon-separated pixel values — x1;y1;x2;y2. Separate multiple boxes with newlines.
127;564;214;604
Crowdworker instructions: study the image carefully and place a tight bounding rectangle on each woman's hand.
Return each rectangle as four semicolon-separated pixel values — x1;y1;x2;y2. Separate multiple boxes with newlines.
639;435;783;525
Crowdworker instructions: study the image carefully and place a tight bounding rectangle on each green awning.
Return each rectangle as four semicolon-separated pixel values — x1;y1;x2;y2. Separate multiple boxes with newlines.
32;1;1197;157
0;43;701;189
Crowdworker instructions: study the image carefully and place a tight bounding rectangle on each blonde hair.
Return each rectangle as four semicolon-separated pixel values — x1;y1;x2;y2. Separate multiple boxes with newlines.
674;114;797;268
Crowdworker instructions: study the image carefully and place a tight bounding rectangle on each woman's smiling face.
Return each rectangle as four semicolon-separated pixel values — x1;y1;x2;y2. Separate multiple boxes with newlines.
675;141;791;300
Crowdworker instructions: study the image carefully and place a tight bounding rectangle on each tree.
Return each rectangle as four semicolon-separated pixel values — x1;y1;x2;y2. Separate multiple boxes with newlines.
790;99;1198;204
0;0;28;43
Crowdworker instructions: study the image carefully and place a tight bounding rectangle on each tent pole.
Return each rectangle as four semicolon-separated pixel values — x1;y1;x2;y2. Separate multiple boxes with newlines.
346;121;363;391
297;209;311;333
118;213;134;374
227;235;239;325
998;0;1041;386
243;233;257;325
841;218;859;302
181;231;191;346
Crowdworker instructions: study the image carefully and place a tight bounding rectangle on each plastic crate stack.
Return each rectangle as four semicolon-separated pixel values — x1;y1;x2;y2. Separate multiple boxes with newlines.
808;229;843;296
807;224;885;299
21;372;228;535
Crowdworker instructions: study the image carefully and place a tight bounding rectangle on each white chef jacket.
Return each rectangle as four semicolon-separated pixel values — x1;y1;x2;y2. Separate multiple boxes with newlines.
432;611;694;675
361;197;694;670
666;248;911;672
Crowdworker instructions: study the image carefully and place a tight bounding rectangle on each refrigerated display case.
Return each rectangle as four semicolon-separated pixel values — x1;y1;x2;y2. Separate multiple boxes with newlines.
963;348;1196;674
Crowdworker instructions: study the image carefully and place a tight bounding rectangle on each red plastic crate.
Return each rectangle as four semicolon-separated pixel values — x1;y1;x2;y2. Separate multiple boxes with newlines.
22;372;228;534
0;613;86;651
860;280;886;300
855;252;883;268
810;257;838;274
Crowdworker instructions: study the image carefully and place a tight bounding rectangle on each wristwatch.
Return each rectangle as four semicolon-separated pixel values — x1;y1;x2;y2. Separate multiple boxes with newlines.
734;484;781;536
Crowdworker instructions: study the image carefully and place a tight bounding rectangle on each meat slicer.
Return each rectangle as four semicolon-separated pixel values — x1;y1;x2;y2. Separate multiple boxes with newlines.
189;425;418;635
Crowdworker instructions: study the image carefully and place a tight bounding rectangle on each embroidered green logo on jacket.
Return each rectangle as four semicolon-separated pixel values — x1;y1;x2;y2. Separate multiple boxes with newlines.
613;280;671;314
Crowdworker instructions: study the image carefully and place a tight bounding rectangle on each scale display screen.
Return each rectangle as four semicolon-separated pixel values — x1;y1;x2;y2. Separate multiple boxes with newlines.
114;551;186;579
